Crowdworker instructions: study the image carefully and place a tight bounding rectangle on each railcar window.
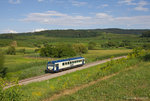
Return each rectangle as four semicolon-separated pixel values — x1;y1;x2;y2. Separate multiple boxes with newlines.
68;62;69;64
62;63;64;66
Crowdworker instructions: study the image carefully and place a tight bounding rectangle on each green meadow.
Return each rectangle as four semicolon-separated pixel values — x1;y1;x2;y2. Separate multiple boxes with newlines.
0;29;150;101
13;52;150;101
56;61;150;101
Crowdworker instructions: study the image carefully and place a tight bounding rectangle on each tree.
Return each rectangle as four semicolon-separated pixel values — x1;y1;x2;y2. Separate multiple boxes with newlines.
88;41;96;50
10;41;17;47
19;48;26;54
6;46;16;55
72;43;88;54
143;44;150;50
141;31;150;37
0;52;7;78
40;44;76;58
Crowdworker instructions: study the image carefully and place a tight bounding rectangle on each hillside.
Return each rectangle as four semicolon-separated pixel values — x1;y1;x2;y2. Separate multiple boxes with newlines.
0;28;150;47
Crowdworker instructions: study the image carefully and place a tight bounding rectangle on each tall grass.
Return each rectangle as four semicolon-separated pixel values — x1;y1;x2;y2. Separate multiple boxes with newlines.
56;61;150;101
18;57;140;101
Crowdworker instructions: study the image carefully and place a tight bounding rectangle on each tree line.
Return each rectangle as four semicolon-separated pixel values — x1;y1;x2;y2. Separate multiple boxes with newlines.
40;43;88;58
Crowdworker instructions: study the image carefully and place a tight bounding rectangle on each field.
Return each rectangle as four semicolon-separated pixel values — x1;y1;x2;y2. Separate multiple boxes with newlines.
13;56;142;101
3;47;131;80
0;30;150;101
0;32;149;48
55;61;150;101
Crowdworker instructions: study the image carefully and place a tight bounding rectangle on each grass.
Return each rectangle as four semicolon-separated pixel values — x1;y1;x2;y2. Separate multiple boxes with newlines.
3;48;131;80
17;57;140;101
56;61;150;101
83;49;131;63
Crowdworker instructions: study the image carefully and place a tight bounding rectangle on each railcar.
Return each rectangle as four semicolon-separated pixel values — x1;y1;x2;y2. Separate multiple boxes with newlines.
46;57;85;72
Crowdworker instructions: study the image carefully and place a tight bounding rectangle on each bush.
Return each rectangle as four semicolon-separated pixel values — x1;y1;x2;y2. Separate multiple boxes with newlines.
72;43;88;54
141;31;150;37
40;44;76;58
6;46;16;55
88;42;96;50
0;52;7;78
19;49;26;54
142;53;150;61
0;78;23;101
101;42;118;48
143;44;150;50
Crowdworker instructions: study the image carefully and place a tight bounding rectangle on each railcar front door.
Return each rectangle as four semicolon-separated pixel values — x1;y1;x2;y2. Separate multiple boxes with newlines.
56;64;59;71
82;60;85;65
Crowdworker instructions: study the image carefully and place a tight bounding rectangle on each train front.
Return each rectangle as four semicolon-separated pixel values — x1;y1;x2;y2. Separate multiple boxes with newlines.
46;62;54;72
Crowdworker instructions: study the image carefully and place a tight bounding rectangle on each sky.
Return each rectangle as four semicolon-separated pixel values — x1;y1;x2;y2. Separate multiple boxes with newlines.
0;0;150;33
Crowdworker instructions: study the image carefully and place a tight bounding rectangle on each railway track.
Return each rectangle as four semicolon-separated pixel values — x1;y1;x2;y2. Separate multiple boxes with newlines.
5;56;126;89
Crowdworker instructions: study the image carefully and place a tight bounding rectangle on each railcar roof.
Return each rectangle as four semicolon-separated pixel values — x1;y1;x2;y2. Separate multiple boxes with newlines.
48;57;84;64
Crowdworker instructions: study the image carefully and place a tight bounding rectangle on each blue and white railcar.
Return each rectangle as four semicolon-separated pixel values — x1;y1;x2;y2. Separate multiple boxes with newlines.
46;57;85;72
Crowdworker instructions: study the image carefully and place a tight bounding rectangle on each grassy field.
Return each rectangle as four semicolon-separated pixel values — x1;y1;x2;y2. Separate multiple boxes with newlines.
83;49;131;63
3;48;131;80
0;32;149;48
15;56;141;101
56;61;150;101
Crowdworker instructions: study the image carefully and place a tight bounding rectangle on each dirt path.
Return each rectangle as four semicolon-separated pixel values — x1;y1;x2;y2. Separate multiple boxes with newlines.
5;56;126;89
44;61;136;101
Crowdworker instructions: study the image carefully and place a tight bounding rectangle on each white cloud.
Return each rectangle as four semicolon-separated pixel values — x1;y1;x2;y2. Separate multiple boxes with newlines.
134;6;148;11
119;0;149;11
2;29;18;33
37;0;44;2
9;0;20;4
118;0;136;5
69;0;87;7
97;4;109;8
21;11;91;26
21;11;150;28
32;28;47;32
134;0;149;11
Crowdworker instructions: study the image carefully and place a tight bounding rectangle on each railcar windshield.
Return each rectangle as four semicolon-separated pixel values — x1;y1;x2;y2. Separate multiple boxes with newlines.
47;63;54;70
48;64;54;66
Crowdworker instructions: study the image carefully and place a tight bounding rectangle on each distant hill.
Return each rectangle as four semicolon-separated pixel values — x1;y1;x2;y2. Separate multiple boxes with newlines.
0;28;150;38
25;30;101;38
93;28;150;34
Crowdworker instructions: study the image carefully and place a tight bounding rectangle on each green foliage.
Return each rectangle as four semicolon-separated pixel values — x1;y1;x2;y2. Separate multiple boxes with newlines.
19;58;139;101
0;52;7;78
142;53;150;61
0;78;23;101
127;47;145;59
56;61;150;101
142;31;150;37
40;44;76;58
88;41;96;50
119;40;131;47
143;44;150;50
101;41;118;48
7;46;16;55
31;30;100;38
72;43;88;54
18;48;26;54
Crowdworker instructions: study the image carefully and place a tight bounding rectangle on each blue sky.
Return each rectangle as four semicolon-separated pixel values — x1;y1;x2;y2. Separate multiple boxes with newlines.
0;0;150;33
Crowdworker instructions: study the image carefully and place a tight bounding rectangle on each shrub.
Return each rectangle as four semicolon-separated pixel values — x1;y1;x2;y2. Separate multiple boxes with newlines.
40;44;76;58
143;44;150;50
88;42;96;50
0;52;7;78
101;42;118;48
6;46;16;55
72;43;88;54
0;78;23;101
142;53;150;61
19;49;26;54
141;31;150;37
